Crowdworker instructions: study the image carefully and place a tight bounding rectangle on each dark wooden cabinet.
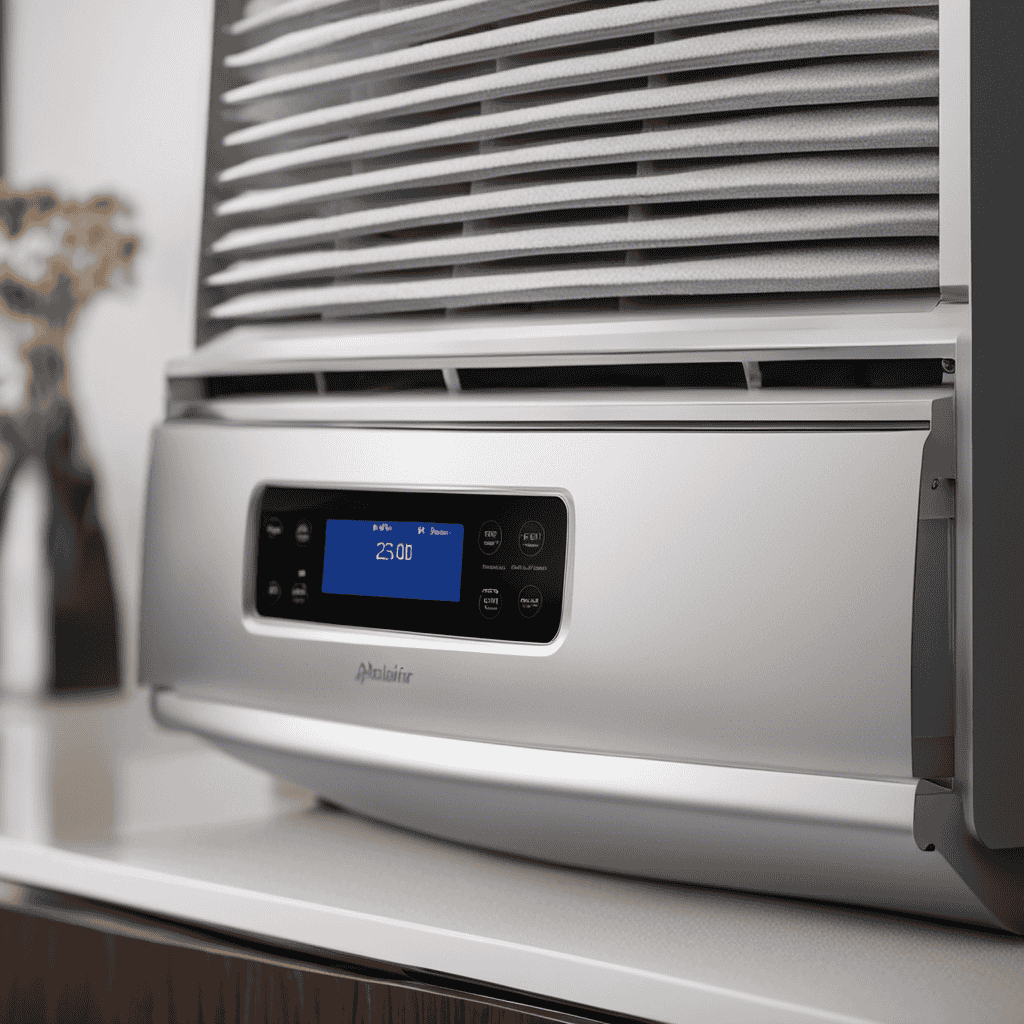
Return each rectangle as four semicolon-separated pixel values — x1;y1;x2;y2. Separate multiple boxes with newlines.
1;890;640;1024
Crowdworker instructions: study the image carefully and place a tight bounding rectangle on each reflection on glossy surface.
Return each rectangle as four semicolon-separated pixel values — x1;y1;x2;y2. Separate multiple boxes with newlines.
0;690;313;845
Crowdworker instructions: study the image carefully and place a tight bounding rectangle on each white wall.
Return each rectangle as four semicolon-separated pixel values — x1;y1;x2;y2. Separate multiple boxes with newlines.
5;0;215;685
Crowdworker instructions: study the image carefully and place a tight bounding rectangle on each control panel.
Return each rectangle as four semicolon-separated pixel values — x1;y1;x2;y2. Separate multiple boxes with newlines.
254;487;568;643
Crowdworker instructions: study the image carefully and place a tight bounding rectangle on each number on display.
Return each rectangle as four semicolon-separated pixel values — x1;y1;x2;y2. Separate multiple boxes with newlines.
377;542;412;561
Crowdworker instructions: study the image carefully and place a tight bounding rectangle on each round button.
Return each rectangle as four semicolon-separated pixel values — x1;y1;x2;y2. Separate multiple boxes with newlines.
478;521;502;556
518;521;545;557
265;517;283;539
265;580;281;605
479;588;501;619
290;582;308;605
295;520;311;546
518;585;542;618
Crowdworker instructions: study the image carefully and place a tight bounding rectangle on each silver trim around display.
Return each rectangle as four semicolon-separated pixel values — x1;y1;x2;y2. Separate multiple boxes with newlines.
240;482;576;655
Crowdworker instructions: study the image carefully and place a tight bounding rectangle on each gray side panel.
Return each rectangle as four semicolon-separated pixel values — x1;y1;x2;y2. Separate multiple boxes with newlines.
964;2;1024;850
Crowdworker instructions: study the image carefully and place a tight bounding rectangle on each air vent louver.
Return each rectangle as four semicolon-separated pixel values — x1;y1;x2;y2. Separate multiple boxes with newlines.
204;371;319;396
201;0;939;335
458;360;748;390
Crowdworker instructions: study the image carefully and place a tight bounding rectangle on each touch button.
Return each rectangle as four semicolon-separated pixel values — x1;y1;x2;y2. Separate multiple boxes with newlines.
518;585;542;618
479;588;502;618
518;521;544;557
478;521;502;555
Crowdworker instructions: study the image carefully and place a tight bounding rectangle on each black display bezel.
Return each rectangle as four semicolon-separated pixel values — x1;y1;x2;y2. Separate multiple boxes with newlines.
254;487;568;643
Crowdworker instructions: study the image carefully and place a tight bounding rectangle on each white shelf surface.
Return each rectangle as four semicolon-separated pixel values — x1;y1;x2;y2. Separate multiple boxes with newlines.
1;691;1023;1024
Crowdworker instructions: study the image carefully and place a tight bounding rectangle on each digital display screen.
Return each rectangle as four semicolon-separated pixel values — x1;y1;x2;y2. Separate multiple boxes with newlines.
321;519;464;602
258;488;568;642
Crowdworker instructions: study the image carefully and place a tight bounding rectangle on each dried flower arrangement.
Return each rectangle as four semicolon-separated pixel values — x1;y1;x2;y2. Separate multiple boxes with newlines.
0;180;140;693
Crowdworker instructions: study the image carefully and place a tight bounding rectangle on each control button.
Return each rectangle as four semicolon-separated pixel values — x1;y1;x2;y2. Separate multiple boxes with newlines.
265;517;283;539
479;588;502;619
290;582;308;605
478;521;502;555
265;580;282;605
295;520;311;546
518;521;545;557
518;585;542;618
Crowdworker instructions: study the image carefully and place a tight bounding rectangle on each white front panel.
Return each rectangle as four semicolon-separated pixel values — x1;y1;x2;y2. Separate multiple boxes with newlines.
141;421;925;778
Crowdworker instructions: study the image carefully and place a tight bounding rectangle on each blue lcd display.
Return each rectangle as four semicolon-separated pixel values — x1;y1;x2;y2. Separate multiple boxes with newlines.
322;519;464;602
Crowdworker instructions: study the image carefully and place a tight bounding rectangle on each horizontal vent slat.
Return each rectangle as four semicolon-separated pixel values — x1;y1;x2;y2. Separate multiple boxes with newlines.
230;1;369;36
214;151;938;253
229;0;419;37
208;198;937;285
219;53;938;183
223;13;937;147
215;104;936;223
208;241;938;319
226;0;582;69
222;0;936;107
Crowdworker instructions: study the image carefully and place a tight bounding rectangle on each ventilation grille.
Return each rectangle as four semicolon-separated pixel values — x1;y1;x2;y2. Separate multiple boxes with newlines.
170;355;949;403
199;0;940;337
199;367;446;397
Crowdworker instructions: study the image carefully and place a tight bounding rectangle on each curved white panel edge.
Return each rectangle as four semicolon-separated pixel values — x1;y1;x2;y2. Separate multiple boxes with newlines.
152;688;916;832
152;688;1003;934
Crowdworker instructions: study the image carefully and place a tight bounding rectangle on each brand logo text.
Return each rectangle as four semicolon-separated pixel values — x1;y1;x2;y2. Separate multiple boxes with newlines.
355;661;413;684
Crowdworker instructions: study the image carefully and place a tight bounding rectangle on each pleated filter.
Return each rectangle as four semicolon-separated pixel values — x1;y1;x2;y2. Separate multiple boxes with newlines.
199;0;940;335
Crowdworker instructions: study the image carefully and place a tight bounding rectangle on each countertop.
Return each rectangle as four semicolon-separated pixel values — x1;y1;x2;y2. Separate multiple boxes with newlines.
1;689;1023;1024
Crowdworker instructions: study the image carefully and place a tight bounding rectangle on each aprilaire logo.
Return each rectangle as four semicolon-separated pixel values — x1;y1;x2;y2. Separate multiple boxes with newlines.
355;662;413;684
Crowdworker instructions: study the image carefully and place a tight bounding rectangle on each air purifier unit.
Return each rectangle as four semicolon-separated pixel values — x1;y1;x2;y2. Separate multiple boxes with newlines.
140;0;1024;931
